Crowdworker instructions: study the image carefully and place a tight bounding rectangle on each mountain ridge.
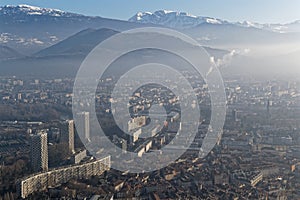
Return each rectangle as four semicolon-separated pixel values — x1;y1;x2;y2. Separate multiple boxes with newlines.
0;5;299;77
129;10;300;32
0;4;83;17
0;4;151;54
129;10;228;29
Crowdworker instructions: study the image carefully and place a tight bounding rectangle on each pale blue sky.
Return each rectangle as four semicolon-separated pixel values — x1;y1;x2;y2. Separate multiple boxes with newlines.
1;0;300;23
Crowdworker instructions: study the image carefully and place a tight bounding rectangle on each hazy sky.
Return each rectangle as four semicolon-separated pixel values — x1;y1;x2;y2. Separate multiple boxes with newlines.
1;0;300;24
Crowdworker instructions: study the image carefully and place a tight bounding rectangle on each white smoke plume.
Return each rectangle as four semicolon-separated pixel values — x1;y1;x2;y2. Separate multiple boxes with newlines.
216;48;250;68
206;48;250;77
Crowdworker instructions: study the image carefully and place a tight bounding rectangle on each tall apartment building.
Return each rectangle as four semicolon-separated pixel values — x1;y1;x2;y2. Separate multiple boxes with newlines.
30;131;48;173
61;120;75;153
77;112;90;141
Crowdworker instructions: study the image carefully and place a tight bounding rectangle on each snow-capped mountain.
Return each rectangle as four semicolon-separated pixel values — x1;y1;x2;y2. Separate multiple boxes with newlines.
129;10;300;33
0;5;300;77
129;10;228;29
0;5;144;54
0;4;81;17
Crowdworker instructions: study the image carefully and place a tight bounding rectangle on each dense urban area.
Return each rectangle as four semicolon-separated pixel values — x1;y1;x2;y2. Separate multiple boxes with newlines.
0;75;299;200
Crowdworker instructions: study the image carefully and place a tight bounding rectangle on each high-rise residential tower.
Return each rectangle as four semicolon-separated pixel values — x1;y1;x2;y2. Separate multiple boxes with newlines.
77;112;90;141
61;120;75;153
30;131;48;173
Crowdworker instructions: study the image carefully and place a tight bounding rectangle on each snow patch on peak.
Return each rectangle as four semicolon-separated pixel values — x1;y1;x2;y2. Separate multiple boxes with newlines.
156;10;174;15
18;4;43;10
205;18;222;24
236;21;263;29
17;4;64;12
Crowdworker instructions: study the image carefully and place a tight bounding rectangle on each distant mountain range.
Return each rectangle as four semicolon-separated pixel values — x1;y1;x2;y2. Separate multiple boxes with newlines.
0;5;299;77
0;4;147;54
129;10;227;29
129;10;300;32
